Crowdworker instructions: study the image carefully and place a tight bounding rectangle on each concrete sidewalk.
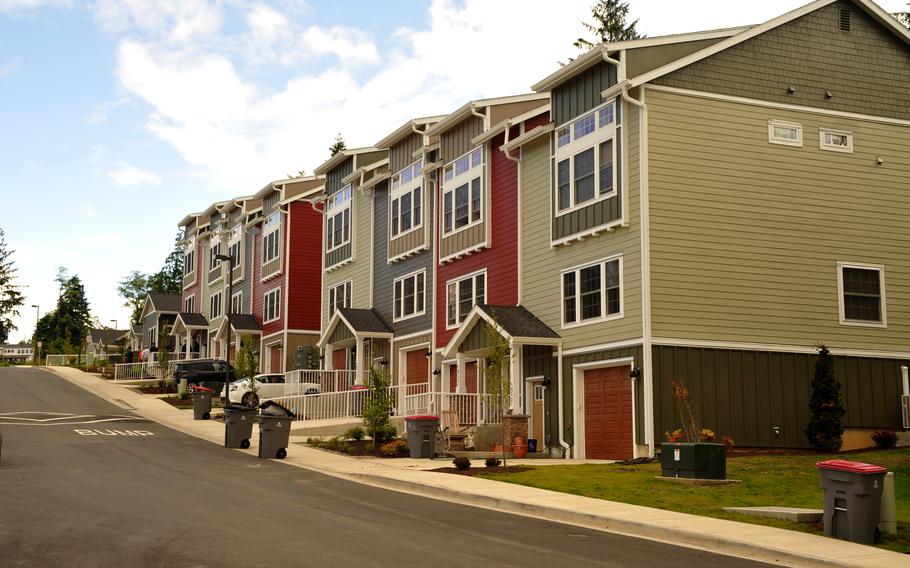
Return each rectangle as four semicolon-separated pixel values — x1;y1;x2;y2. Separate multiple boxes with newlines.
47;367;909;568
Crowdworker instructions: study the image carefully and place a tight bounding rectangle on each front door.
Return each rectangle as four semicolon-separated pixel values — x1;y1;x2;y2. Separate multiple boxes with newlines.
531;382;544;451
269;344;282;373
583;365;633;460
405;349;429;385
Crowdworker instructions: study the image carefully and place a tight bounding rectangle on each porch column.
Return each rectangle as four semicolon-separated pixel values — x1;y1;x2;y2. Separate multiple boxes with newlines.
354;337;365;385
455;353;466;394
324;343;333;371
185;330;191;359
509;343;522;414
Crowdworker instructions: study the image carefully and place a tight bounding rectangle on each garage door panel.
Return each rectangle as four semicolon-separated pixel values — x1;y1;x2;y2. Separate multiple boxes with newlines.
583;366;633;460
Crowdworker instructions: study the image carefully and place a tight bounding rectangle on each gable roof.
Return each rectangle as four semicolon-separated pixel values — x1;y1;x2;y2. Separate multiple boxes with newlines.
627;0;910;90
442;304;560;358
425;93;550;137
317;308;394;348
213;313;263;341
148;293;181;313
313;147;382;176
375;115;447;149
176;312;208;328
88;328;130;345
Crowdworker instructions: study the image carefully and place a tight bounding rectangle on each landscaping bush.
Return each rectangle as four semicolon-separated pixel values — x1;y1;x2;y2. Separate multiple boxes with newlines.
345;426;365;441
362;367;393;446
485;457;501;468
373;424;397;443
805;344;845;452
872;430;898;449
379;439;407;457
453;457;471;471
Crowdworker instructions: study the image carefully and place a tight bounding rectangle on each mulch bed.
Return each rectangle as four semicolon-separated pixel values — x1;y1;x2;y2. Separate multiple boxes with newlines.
431;466;533;476
160;396;194;409
136;385;178;394
306;439;409;458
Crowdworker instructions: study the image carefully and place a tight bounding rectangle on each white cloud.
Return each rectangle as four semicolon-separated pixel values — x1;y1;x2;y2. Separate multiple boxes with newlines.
108;160;161;187
110;0;590;195
0;0;70;12
92;0;222;42
86;96;130;124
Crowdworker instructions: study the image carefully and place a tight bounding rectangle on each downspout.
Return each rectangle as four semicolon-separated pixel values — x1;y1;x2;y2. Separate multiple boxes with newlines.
556;342;570;458
603;51;630;227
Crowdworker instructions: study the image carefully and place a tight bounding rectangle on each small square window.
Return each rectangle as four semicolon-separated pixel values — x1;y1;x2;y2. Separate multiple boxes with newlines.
768;120;802;147
819;128;853;153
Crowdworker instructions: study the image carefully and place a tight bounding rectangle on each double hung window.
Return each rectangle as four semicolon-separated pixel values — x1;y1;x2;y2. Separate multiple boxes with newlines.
838;263;885;326
562;257;622;326
228;224;242;271
390;160;423;237
442;147;484;234
230;291;243;315
262;212;281;264
184;295;195;313
326;185;352;251
210;292;222;319
394;270;426;321
209;241;221;271
183;239;195;277
328;280;352;318
446;271;486;327
264;288;281;323
554;100;618;213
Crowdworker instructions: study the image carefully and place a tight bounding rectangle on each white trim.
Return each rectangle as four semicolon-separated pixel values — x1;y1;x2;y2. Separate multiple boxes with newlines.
553;99;618;216
261;211;281;265
837;261;887;328
261;330;285;342
263;287;282;324
387;243;430;264
327;278;353;320
444;268;487;331
768;120;803;147
560;254;623;329
325;184;353;253
571;357;635;460
389;158;424;239
819;127;853;153
209;290;223;319
392;330;433;343
440;146;485;237
230;290;243;315
549;218;626;248
284;329;321;335
643;84;910;128
392;268;427;322
560;338;643;357
438;242;489;265
651;337;910;360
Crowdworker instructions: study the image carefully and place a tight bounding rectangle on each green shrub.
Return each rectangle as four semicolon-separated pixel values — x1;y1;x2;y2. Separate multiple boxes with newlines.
872;430;898;449
345;426;365;441
485;457;501;468
805;344;845;452
453;457;471;471
362;367;393;446
379;439;407;457
345;445;358;455
373;424;397;443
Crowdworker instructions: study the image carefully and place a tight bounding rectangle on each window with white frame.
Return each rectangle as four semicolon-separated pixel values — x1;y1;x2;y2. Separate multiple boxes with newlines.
209;241;221;271
184;295;195;313
326;185;352;251
262;212;281;264
394;270;426;321
183;240;195;276
768;120;803;146
555;100;618;213
230;291;243;315
328;280;352;318
820;128;853;153
264;288;281;323
228;223;242;271
838;263;885;325
442;147;484;234
390;160;422;238
210;291;222;318
562;256;622;326
446;271;486;327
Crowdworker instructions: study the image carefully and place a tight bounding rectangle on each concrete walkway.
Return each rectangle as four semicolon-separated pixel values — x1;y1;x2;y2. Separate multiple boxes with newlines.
47;367;909;568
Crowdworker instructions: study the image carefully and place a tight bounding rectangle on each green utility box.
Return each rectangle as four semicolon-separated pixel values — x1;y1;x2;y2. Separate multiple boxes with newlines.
660;442;726;479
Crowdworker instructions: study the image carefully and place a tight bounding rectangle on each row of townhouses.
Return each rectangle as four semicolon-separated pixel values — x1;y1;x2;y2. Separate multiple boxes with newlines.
139;0;910;458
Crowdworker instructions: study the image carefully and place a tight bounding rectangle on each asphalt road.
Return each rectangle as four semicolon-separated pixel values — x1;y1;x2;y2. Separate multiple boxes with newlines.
0;367;770;568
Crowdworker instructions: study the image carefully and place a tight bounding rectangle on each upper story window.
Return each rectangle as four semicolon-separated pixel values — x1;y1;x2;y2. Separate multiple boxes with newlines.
820;128;853;153
184;295;195;313
768;120;803;147
262;212;281;264
562;256;622;327
391;160;423;238
210;291;222;319
838;262;885;327
326;185;352;251
264;288;281;323
183;239;196;276
230;291;243;315
555;100;617;214
209;240;221;271
328;280;352;319
442;147;484;235
394;270;426;321
228;223;242;271
446;270;486;328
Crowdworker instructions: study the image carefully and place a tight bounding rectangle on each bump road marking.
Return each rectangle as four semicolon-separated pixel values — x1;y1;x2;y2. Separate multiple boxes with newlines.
0;411;149;426
73;429;155;436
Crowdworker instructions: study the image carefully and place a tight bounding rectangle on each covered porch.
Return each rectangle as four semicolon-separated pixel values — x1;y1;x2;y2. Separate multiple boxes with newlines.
213;314;262;363
173;312;208;360
317;307;394;388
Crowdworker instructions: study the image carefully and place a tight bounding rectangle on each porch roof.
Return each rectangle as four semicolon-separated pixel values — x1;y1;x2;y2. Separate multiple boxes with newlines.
213;314;262;341
442;304;561;358
317;308;394;348
174;312;208;332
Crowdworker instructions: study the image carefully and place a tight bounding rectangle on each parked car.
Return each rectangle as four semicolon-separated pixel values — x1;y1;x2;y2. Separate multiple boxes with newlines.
222;373;320;407
172;359;236;392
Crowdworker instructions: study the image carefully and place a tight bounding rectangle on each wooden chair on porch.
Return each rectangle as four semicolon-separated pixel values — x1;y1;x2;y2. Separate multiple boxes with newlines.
440;410;474;452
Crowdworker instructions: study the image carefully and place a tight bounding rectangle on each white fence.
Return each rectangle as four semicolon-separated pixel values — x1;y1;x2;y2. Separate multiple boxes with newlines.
45;354;80;367
113;362;171;381
285;369;361;394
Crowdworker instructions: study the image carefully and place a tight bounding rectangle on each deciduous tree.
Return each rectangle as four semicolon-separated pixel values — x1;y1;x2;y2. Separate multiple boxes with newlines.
0;229;24;344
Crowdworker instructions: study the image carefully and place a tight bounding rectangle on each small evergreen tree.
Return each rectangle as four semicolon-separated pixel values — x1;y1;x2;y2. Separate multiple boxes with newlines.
574;0;642;52
805;344;845;452
328;133;346;156
234;334;259;380
361;367;393;446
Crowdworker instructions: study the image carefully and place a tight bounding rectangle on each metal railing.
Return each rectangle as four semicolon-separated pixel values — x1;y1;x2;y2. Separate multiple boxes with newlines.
113;362;171;381
45;354;81;367
284;369;362;394
267;387;369;422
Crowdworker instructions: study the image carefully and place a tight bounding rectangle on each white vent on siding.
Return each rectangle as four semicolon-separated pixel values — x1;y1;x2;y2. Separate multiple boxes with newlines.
839;8;851;31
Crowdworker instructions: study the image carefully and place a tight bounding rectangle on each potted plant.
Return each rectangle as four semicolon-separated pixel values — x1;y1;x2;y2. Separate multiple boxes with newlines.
660;379;727;479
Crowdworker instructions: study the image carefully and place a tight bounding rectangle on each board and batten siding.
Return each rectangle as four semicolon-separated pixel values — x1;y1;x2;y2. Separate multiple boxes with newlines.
441;116;484;164
652;1;910;121
390;133;423;175
646;87;910;351
551;60;617;126
520;101;642;352
373;179;434;336
321;186;373;329
326;158;353;195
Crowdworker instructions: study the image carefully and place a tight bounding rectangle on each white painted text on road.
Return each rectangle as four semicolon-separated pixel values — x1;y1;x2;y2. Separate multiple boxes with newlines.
74;429;155;436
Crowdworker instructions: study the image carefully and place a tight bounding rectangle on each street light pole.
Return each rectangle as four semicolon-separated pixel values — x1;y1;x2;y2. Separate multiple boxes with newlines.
31;304;39;364
111;319;118;329
215;253;234;401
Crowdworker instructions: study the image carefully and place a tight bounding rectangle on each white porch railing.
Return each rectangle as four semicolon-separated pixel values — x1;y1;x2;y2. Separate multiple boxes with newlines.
113;362;171;381
46;354;80;367
284;369;362;394
267;387;369;422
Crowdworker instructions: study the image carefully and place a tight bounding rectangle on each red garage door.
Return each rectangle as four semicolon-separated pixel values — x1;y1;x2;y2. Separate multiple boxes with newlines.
406;350;428;385
584;366;633;460
269;345;283;373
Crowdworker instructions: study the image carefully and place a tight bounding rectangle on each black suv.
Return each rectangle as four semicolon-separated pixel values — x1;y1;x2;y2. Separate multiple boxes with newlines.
172;359;236;392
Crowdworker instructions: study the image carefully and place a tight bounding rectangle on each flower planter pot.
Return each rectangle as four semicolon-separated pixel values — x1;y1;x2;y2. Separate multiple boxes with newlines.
512;444;528;458
660;442;726;480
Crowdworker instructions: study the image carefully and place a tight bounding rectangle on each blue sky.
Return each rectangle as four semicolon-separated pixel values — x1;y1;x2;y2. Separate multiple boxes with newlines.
1;0;907;342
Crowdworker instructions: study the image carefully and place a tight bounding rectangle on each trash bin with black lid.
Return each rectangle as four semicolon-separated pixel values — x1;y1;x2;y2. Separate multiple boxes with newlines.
191;386;214;420
258;401;295;459
224;403;256;449
405;415;439;458
816;459;888;544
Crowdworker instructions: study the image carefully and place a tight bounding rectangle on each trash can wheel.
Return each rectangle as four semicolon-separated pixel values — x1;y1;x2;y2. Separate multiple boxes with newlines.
202;412;211;420
276;448;287;459
240;439;250;449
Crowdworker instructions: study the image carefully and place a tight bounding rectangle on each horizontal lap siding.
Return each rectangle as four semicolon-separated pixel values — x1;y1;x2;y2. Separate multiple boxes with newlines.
322;178;372;329
647;88;910;350
287;202;322;331
435;132;518;348
520;102;642;352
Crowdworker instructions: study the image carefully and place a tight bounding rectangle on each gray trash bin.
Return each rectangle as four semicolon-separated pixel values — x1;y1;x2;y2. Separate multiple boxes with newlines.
258;401;295;459
191;387;214;420
405;415;439;458
816;459;888;544
224;404;256;449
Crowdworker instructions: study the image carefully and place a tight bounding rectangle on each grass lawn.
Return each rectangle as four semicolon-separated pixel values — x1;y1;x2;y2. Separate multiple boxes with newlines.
478;448;910;553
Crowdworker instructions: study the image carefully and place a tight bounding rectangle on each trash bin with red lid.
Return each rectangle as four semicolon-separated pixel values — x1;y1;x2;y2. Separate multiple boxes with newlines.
190;385;215;420
405;415;439;458
816;459;888;544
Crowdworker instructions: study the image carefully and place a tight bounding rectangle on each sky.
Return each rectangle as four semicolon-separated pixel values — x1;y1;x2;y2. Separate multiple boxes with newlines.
1;0;907;343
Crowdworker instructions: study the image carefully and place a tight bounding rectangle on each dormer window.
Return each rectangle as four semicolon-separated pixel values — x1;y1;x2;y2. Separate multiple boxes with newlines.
326;184;352;251
442;147;484;235
390;160;423;238
555;99;618;214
